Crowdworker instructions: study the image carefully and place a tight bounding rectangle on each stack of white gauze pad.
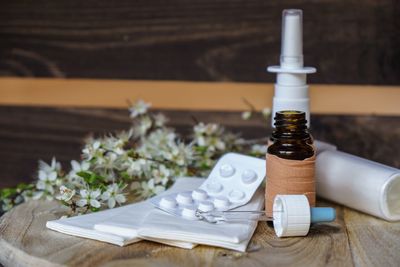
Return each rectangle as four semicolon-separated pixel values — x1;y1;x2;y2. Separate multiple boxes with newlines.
46;177;204;248
96;153;266;252
96;188;264;252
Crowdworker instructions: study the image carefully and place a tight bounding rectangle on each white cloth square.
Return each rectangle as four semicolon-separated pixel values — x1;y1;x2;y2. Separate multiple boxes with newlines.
46;177;204;247
97;187;264;252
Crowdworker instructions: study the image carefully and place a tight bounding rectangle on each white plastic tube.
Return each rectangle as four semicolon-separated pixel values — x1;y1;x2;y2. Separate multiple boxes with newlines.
316;150;400;221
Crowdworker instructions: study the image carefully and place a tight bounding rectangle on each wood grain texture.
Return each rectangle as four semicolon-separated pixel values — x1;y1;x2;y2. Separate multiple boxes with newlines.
0;1;399;84
0;106;399;189
0;199;355;267
1;78;400;115
343;209;400;266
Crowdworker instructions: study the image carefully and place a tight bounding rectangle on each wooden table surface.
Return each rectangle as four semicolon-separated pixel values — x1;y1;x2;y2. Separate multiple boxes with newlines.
0;106;399;267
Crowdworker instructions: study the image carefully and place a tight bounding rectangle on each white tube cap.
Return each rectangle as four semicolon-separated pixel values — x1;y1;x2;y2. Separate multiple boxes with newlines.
272;195;311;237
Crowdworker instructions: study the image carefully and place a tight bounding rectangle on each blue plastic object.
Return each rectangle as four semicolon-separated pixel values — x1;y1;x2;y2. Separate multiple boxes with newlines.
310;207;336;223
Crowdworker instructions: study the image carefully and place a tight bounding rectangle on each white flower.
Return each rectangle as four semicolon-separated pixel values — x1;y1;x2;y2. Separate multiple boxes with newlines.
193;122;226;152
102;152;118;170
262;107;271;118
125;158;147;176
82;139;104;161
194;122;219;136
69;160;90;179
129;100;151;118
251;144;268;155
133;116;152;137
117;129;133;143
101;184;126;208
36;170;58;194
153;113;168;127
242;111;252;120
152;164;171;185
142;179;165;196
56;185;76;202
193;122;206;134
38;157;61;174
162;142;194;166
140;116;152;134
76;189;101;208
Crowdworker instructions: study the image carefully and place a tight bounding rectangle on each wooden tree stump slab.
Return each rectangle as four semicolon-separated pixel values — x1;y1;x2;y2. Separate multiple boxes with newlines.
1;199;398;267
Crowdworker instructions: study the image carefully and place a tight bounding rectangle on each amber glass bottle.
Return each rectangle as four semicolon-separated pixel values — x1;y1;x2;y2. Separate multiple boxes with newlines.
266;110;316;215
268;111;314;160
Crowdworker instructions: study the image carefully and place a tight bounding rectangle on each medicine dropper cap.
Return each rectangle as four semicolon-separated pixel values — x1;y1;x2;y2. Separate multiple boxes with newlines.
272;195;336;237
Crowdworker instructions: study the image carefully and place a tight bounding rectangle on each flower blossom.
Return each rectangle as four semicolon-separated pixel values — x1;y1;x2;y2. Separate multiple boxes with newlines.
101;184;126;208
36;170;58;194
57;185;76;202
129;100;151;118
38;157;61;174
76;189;102;208
241;111;252;120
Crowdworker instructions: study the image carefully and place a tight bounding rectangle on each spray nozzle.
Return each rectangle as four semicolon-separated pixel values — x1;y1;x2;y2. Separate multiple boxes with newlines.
280;9;303;68
267;9;317;128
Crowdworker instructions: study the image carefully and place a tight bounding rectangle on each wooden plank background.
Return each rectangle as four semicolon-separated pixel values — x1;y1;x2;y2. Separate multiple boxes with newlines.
1;106;399;189
1;78;400;115
0;0;399;85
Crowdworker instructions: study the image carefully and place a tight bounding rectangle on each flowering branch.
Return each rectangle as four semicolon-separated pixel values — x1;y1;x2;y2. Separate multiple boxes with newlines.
0;100;271;216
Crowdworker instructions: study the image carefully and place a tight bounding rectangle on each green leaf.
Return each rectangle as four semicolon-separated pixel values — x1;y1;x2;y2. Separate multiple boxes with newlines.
194;146;208;153
77;171;92;180
0;188;17;199
90;207;100;212
120;172;132;182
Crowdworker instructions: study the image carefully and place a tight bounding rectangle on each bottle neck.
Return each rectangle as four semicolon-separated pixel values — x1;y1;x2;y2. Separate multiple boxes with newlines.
272;111;310;141
268;111;314;160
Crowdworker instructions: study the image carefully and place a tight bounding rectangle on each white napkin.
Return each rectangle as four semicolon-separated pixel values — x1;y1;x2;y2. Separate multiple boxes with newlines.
46;177;204;247
100;187;264;252
46;204;137;246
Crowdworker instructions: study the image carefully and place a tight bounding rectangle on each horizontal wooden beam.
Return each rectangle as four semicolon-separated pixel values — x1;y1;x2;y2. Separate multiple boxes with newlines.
0;77;399;115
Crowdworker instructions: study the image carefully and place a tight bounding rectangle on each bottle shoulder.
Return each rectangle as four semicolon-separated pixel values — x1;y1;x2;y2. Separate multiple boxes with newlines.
268;140;314;160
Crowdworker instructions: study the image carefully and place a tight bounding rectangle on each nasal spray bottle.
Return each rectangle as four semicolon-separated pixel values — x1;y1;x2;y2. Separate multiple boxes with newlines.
266;10;317;218
267;9;316;127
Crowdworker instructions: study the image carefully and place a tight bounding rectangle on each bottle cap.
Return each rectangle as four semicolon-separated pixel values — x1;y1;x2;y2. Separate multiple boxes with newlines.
273;194;311;237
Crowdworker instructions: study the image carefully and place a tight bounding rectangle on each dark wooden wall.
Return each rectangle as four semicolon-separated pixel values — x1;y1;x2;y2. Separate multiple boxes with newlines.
0;0;399;84
1;106;399;188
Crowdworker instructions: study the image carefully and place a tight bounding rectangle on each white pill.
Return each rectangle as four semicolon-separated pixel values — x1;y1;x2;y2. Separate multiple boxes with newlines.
192;189;208;201
219;164;235;177
206;182;223;194
160;196;177;209
228;190;245;201
181;206;197;219
241;169;257;184
214;196;230;209
198;201;215;212
176;192;193;205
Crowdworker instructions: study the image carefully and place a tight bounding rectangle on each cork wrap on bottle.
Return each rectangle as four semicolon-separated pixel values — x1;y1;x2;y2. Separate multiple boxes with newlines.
265;153;316;215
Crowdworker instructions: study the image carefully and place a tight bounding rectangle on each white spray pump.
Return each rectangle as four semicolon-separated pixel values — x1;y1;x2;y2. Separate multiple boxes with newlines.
268;9;316;127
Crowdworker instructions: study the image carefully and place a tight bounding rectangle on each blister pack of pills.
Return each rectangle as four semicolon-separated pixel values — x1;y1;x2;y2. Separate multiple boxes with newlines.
150;153;266;220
